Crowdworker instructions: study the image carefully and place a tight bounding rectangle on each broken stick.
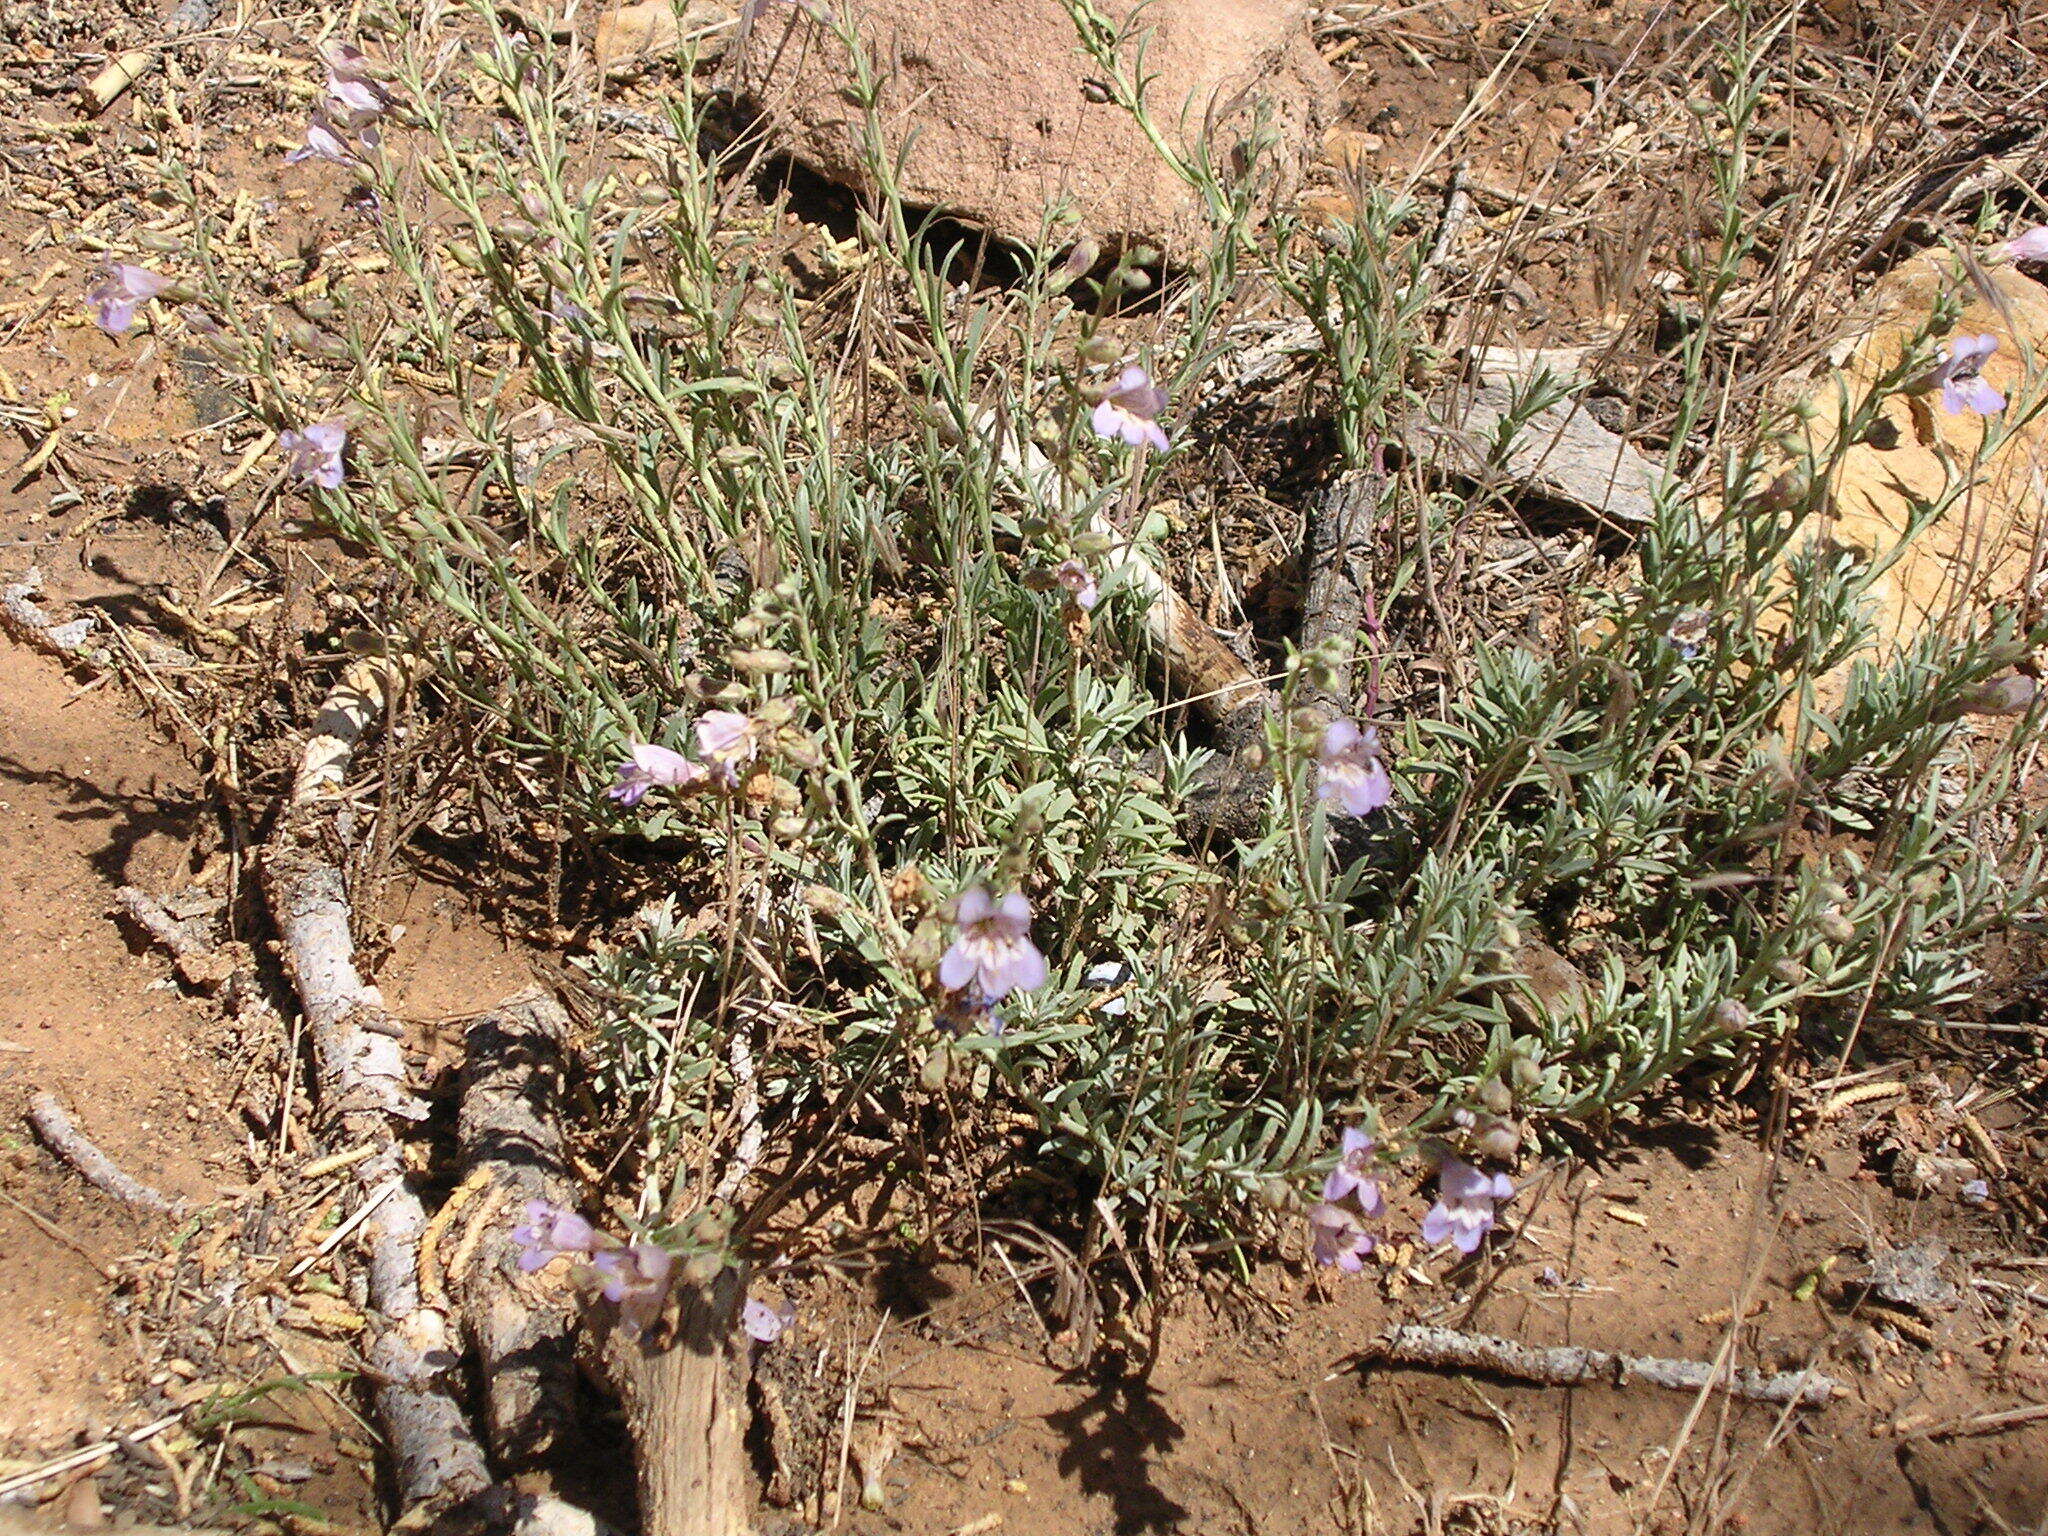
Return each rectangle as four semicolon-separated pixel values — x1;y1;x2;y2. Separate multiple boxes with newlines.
1361;1324;1837;1409
28;1093;188;1217
260;657;494;1517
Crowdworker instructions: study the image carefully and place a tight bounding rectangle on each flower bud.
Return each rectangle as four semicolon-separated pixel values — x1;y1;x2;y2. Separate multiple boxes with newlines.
776;729;824;771
1817;910;1856;945
919;1043;952;1091
682;1250;724;1286
1510;1053;1542;1091
1711;998;1752;1033
1258;1176;1298;1212
1477;1076;1513;1115
802;882;848;916
1960;674;2037;716
1770;957;1807;984
1477;1118;1521;1160
1078;334;1120;366
729;647;795;675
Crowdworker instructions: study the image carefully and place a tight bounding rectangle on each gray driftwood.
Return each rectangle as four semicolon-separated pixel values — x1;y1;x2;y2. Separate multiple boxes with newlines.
1364;1324;1837;1409
453;991;586;1475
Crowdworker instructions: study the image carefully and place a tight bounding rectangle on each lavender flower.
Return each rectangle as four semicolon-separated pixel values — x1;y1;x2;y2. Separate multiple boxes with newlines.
1309;1202;1374;1272
279;421;348;489
694;710;759;787
1315;718;1391;817
592;1242;675;1334
1420;1156;1514;1255
511;1200;602;1272
743;1297;794;1343
1053;558;1099;611
1666;607;1711;659
2006;227;2048;262
609;741;705;806
280;421;348;489
938;887;1047;1003
287;118;359;166
1321;1128;1385;1213
1089;366;1169;452
322;44;391;124
1933;334;2004;416
87;264;172;334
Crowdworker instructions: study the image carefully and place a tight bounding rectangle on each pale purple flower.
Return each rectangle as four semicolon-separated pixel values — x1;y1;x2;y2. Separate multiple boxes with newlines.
938;887;1047;1003
1089;366;1170;452
1316;718;1391;817
279;421;348;489
87;264;172;334
1666;607;1711;659
1053;558;1099;611
2006;227;2048;262
1309;1202;1374;1272
1321;1127;1385;1213
743;1296;794;1343
287;118;358;166
1934;334;2004;416
511;1200;601;1272
592;1242;675;1334
1421;1156;1514;1255
609;741;705;806
322;44;391;124
694;710;759;786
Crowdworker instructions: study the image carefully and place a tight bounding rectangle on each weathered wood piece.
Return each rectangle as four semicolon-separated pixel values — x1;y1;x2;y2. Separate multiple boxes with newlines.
28;1093;188;1217
1440;373;1667;527
1363;1324;1837;1408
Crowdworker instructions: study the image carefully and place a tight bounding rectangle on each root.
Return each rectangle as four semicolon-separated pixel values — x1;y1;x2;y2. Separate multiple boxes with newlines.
28;1093;188;1217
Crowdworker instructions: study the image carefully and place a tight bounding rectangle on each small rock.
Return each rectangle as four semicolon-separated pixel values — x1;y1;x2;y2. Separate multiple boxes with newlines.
1857;1238;1960;1315
59;1478;103;1531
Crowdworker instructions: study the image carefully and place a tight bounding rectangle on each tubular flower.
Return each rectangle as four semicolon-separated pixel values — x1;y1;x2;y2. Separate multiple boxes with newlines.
87;264;172;334
609;742;705;806
1933;334;2004;416
1421;1156;1515;1255
1321;1127;1385;1214
1089;365;1169;452
1315;718;1392;817
938;887;1047;1003
1309;1202;1374;1272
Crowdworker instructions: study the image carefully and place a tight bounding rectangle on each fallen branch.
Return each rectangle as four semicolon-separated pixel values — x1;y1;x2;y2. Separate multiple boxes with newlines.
972;408;1273;736
28;1093;188;1217
1360;1324;1837;1409
115;886;282;1030
602;1272;753;1536
260;656;493;1517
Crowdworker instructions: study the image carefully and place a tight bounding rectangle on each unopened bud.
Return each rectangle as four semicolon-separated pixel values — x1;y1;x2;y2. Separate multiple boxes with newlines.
729;647;795;675
1258;1176;1297;1211
1817;910;1856;945
1477;1076;1513;1115
445;241;485;272
919;1043;952;1091
1477;1119;1521;1161
1078;334;1120;366
1051;236;1100;290
1770;957;1807;984
682;1250;724;1286
1510;1053;1542;1091
1960;673;2037;716
1711;998;1752;1033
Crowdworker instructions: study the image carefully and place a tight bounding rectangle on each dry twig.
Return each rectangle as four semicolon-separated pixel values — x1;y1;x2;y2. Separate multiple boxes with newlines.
28;1093;188;1217
1359;1324;1838;1409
